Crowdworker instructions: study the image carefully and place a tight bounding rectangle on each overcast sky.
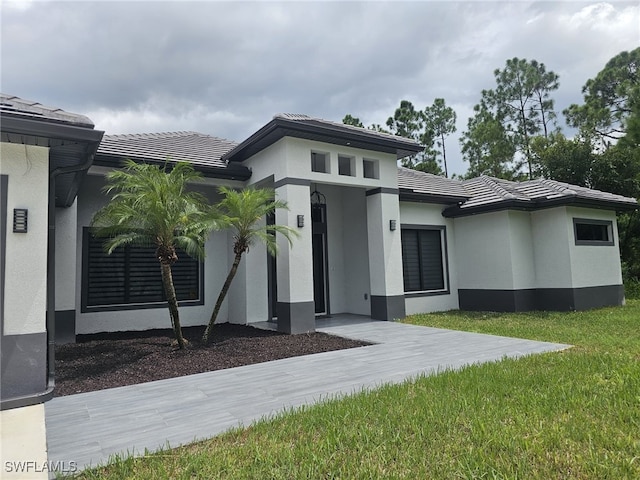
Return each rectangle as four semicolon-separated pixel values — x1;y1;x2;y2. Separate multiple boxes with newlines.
2;1;638;176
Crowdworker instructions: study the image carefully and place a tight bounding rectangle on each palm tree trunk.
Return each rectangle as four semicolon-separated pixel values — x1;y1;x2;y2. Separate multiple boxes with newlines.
202;251;243;345
160;262;187;349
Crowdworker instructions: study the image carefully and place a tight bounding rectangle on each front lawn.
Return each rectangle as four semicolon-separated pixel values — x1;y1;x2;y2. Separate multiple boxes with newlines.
71;301;639;479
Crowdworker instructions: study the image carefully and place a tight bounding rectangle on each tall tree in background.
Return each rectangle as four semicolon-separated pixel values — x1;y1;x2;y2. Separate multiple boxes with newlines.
423;98;457;177
460;104;519;179
461;58;559;179
564;47;639;148
91;161;214;350
342;114;364;128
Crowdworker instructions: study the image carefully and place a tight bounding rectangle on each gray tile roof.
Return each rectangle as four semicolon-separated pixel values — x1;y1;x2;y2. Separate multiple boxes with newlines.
0;93;95;128
96;131;238;170
224;113;424;163
397;167;468;201
274;113;422;147
440;175;638;216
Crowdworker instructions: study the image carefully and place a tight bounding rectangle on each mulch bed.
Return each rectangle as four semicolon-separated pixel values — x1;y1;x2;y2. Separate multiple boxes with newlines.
54;324;369;397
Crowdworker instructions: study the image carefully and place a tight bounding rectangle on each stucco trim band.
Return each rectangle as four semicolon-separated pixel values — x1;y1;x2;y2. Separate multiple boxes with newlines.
370;295;406;320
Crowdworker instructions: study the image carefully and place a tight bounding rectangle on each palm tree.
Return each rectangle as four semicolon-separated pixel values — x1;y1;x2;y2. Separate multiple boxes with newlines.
202;187;298;344
91;160;214;349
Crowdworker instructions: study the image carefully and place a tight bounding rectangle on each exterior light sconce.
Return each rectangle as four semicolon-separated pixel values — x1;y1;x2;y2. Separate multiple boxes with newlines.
297;215;304;228
13;208;28;233
389;220;397;231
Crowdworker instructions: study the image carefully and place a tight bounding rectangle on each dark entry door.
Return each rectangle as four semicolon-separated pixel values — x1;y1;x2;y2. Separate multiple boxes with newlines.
267;212;277;320
312;203;329;315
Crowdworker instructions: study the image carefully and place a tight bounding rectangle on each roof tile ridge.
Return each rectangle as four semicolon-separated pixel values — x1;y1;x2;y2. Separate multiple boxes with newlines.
539;178;577;195
478;175;520;200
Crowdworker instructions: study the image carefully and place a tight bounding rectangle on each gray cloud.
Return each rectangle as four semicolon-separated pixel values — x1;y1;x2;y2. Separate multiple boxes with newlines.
2;1;638;176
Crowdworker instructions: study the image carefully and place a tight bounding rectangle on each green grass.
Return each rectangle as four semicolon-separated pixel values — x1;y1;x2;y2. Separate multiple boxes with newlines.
69;301;640;479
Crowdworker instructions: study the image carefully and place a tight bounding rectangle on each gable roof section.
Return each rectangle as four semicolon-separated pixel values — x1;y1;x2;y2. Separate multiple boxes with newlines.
95;131;251;181
223;113;424;163
397;167;469;204
442;175;638;217
0;94;104;207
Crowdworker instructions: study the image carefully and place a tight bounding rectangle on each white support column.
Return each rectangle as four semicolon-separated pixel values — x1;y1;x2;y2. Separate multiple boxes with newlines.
366;189;406;320
274;180;315;333
54;202;78;343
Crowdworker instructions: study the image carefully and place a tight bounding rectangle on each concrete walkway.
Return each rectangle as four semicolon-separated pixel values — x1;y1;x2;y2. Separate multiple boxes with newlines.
45;318;570;472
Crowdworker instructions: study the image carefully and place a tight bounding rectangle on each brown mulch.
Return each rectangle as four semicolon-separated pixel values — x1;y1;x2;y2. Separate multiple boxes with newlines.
54;324;369;397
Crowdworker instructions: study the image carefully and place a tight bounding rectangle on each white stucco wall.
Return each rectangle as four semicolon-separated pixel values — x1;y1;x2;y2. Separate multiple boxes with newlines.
506;210;536;290
55;202;77;311
531;207;574;288
242;137;398;189
73;172;232;334
367;192;405;297
1;143;49;335
341;187;371;315
400;202;460;314
454;211;515;290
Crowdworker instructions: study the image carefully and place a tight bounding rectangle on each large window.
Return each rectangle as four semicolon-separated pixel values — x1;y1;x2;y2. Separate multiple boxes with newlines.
401;226;448;294
82;229;202;312
573;218;614;246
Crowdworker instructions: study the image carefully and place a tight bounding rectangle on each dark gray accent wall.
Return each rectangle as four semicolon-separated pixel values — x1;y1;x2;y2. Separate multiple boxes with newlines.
371;295;406;320
1;332;47;400
273;177;311;189
365;187;399;196
459;285;624;312
55;310;76;344
276;301;315;334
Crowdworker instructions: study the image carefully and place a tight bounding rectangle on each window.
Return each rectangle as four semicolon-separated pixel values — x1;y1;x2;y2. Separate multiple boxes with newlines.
82;229;202;311
363;158;379;179
573;218;614;246
311;152;329;173
338;155;355;176
401;226;448;294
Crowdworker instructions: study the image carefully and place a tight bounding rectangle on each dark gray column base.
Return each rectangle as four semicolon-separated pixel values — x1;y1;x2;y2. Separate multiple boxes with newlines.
371;295;406;320
1;331;47;401
55;309;76;344
277;301;315;334
459;285;625;312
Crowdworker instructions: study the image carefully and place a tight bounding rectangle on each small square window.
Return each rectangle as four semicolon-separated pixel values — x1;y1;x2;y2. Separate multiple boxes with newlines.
363;158;379;179
311;152;329;173
338;155;354;176
573;218;614;246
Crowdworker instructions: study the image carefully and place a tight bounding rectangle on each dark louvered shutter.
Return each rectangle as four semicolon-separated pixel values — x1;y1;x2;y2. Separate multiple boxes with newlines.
418;230;444;291
401;230;421;291
401;228;445;292
85;231;200;308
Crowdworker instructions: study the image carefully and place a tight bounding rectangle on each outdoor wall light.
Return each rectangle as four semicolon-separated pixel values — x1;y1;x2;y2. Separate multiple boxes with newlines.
13;208;28;233
297;215;304;228
389;219;397;231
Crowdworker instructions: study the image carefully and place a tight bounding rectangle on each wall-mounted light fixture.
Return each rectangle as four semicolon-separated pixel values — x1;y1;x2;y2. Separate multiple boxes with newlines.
389;219;396;231
13;208;28;233
297;215;304;228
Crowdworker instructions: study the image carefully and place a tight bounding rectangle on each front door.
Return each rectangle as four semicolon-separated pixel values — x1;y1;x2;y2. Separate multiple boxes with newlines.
311;203;329;315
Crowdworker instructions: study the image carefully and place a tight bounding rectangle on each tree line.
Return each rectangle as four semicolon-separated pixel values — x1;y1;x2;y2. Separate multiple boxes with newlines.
343;47;640;282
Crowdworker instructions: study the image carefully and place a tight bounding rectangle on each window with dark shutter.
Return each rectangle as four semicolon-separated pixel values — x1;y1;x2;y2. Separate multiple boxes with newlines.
401;227;446;293
82;229;202;311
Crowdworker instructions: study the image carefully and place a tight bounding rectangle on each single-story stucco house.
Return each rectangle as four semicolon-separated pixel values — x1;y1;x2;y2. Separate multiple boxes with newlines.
1;94;637;472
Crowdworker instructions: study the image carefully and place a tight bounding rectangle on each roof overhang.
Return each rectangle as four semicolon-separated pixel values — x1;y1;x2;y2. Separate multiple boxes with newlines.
1;116;104;207
223;116;423;163
442;196;639;218
399;189;469;205
93;154;252;181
